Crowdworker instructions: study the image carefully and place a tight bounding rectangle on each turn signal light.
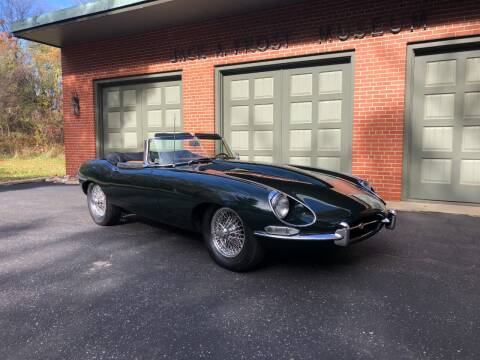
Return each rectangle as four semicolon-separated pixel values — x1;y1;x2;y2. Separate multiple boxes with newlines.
264;226;299;236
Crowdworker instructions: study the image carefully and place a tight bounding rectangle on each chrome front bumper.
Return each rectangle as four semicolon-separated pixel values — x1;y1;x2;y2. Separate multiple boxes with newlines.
254;209;397;247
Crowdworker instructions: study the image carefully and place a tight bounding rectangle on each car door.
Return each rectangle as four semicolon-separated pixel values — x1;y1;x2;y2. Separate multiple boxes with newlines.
108;165;159;217
145;167;200;228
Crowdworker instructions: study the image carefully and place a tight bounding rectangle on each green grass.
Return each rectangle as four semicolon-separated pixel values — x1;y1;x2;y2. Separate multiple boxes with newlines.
0;154;66;183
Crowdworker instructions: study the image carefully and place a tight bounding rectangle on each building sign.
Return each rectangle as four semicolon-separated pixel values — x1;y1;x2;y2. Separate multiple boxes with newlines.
216;33;289;57
318;11;427;43
170;10;428;62
170;46;207;63
170;33;288;63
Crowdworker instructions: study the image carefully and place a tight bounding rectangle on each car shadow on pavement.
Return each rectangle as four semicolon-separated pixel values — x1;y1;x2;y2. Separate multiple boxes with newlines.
119;213;203;242
117;213;377;270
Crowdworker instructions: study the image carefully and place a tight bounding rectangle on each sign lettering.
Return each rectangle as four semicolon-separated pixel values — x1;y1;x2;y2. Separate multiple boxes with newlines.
318;11;427;43
169;10;429;62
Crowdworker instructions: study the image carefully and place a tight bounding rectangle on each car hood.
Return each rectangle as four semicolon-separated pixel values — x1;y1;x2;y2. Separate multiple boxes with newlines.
198;160;386;224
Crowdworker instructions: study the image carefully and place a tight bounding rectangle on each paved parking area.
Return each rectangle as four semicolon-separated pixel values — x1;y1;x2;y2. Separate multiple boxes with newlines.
0;183;479;360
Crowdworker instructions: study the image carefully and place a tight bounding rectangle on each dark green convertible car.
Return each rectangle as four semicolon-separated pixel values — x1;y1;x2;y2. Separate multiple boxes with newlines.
79;132;396;271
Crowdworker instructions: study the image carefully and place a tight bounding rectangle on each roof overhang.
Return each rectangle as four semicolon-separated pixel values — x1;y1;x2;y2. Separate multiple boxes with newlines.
12;0;303;48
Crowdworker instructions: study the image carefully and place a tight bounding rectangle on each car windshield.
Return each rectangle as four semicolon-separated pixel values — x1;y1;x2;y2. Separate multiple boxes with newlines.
147;133;234;166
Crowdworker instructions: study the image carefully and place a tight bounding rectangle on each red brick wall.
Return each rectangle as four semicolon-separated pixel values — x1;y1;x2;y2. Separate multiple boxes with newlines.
61;0;480;200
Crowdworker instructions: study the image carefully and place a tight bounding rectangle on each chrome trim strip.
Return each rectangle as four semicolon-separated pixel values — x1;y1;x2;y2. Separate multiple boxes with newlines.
255;215;390;246
254;231;342;241
349;219;380;230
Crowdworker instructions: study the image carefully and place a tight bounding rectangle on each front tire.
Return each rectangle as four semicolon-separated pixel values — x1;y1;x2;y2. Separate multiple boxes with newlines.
87;183;121;226
203;207;265;272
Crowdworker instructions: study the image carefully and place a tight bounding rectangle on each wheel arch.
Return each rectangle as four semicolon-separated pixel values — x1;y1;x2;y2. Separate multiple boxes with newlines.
191;202;222;232
81;180;91;195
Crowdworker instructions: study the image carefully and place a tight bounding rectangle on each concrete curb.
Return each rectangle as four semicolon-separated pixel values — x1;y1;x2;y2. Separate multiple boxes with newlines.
0;176;79;186
45;176;80;185
388;201;480;217
0;178;47;186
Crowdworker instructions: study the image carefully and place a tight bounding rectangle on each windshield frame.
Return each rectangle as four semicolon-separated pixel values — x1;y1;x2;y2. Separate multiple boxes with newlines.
143;133;234;167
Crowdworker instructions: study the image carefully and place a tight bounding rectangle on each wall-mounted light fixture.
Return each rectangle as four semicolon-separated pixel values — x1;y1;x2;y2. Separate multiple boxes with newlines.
71;91;80;116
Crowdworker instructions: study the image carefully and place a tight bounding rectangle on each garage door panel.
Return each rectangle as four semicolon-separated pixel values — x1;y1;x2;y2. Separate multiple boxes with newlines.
147;110;162;128
253;156;274;163
290;102;313;124
425;59;457;86
230;79;250;100
102;79;182;155
106;133;121;149
289;156;312;166
122;90;137;107
146;87;162;105
164;85;181;105
317;157;341;171
284;64;351;172
464;92;480;118
409;49;480;203
290;73;313;96
466;57;480;83
103;85;142;154
224;71;281;162
318;70;343;94
462;126;480;151
223;62;352;171
106;90;121;108
230;106;249;126
123;110;137;128
424;94;455;120
289;130;312;151
254;77;274;99
253;104;274;125
107;112;121;129
143;81;182;136
318;100;342;123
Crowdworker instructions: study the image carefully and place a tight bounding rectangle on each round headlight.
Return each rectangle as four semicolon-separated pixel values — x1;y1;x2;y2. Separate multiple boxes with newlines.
270;192;290;219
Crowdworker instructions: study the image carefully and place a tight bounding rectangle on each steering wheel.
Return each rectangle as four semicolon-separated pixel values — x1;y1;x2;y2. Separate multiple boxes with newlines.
215;153;230;159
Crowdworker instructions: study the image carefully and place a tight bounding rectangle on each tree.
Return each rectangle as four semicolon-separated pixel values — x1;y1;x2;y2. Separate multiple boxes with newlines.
0;0;62;155
0;0;38;32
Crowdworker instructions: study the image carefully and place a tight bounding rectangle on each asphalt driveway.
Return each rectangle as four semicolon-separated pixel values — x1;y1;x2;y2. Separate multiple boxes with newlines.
0;183;479;360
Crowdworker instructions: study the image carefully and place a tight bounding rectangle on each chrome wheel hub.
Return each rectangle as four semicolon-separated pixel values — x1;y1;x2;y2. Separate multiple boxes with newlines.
90;184;106;217
211;208;246;258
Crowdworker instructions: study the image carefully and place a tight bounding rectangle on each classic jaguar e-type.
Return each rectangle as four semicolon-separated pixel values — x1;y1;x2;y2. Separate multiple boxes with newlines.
78;132;396;271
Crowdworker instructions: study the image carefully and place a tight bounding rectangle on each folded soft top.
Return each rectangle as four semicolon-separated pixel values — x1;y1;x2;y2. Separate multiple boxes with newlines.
105;150;201;166
105;152;143;165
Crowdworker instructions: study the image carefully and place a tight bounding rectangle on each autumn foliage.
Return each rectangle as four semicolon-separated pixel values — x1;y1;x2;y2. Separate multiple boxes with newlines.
0;23;62;156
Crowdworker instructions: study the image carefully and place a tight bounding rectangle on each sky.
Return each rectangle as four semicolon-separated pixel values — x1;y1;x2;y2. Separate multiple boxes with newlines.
40;0;87;12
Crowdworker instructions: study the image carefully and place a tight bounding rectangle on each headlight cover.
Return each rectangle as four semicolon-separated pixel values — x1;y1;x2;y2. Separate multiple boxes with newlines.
359;179;375;193
269;191;290;219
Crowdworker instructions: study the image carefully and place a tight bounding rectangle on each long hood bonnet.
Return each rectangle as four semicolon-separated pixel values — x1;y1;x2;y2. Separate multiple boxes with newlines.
198;161;386;223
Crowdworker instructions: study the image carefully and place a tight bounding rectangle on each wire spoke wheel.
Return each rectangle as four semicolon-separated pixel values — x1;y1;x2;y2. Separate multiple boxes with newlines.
90;184;107;217
211;208;246;258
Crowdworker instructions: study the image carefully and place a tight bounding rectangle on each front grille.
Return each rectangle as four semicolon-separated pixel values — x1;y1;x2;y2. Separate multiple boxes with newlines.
349;214;383;240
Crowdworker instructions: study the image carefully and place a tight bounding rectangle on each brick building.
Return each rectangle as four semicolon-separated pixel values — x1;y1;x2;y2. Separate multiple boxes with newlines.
12;0;480;202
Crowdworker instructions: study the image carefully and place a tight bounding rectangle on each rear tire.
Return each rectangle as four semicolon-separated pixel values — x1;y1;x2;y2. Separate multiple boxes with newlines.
203;207;265;272
87;183;121;226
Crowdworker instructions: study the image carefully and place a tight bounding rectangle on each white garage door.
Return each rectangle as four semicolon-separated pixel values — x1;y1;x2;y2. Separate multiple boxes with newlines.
102;80;182;155
222;62;352;172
